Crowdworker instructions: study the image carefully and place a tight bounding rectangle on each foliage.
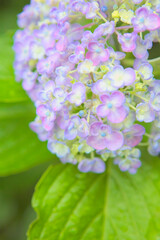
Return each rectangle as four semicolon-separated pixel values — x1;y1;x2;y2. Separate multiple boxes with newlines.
0;34;55;176
0;33;28;102
0;1;160;240
28;154;160;240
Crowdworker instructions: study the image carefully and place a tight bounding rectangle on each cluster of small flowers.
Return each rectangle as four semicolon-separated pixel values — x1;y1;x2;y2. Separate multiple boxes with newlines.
14;0;160;174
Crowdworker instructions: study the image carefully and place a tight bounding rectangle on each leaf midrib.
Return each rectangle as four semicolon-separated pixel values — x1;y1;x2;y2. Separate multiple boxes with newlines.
102;158;112;240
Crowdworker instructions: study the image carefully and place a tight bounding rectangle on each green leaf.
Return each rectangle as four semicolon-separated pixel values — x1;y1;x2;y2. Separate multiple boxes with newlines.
148;57;160;79
28;151;160;240
0;33;28;103
0;102;56;176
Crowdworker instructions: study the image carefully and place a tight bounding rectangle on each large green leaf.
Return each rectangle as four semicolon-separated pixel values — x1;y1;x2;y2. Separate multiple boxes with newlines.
28;151;160;240
0;33;28;103
0;102;56;176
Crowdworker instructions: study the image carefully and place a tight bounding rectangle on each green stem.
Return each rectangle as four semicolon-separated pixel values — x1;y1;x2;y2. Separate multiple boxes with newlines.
116;25;133;30
144;133;154;139
102;157;112;239
128;103;136;111
97;11;107;22
68;69;77;74
134;93;148;102
87;110;90;123
139;142;149;146
148;56;160;63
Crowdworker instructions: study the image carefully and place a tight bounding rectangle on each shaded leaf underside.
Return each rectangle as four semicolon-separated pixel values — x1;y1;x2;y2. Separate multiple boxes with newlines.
0;33;57;176
0;33;28;103
0;102;55;176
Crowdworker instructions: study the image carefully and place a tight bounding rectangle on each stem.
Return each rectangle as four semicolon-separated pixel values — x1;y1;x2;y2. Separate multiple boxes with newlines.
91;151;94;159
98;116;103;122
68;69;77;74
67;74;78;82
73;22;96;32
148;56;160;63
128;103;136;111
139;142;149;146
122;57;160;68
134;93;148;102
102;157;112;239
116;25;133;30
144;133;154;139
87;110;91;123
90;73;96;82
140;32;143;39
105;34;111;43
68;74;74;80
97;11;107;22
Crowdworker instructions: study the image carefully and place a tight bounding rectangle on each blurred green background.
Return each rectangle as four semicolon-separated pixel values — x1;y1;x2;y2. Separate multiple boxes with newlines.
0;0;29;34
0;1;51;239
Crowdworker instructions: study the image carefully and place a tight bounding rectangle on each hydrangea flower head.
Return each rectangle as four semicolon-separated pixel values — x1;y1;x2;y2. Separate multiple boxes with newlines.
14;0;160;174
132;6;160;32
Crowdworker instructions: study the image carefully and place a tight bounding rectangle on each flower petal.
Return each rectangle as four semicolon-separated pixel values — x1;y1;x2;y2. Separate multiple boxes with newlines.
97;104;110;117
124;68;136;86
105;131;124;151
108;106;128;123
